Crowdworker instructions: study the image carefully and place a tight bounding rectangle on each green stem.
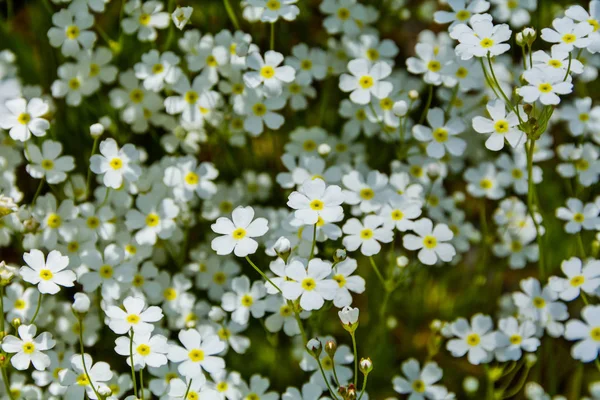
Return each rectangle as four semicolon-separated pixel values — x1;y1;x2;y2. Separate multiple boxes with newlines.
417;86;433;125
270;22;275;50
291;301;308;345
486;54;523;123
245;256;282;293
1;367;15;400
351;332;358;386
129;329;138;398
368;257;386;287
309;223;317;260
85;135;100;200
29;292;43;324
315;356;340;400
357;374;368;400
139;367;144;400
525;138;545;279
577;232;586;258
183;379;193;399
0;285;5;334
223;0;240;30
31;178;45;208
78;316;102;400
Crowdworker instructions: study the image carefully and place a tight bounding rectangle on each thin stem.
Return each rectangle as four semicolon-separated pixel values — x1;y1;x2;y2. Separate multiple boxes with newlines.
357;375;368;400
183;379;193;399
85;136;100;200
351;332;358;386
577;232;586;258
309;223;317;260
270;22;275;50
245;256;281;293
129;329;138;398
223;0;241;30
526;138;545;279
31;178;45;208
581;291;590;305
444;85;459;118
0;285;5;334
315;356;340;400
417;86;433;125
29;292;43;324
486;54;523;124
291;301;308;345
140;367;145;400
1;367;15;400
368;256;386;287
78;317;102;400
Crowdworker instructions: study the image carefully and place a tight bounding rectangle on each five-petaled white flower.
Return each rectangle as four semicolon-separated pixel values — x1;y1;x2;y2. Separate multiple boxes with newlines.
20;249;76;295
211;206;269;257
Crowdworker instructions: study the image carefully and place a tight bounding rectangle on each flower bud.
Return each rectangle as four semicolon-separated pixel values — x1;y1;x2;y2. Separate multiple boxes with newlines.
318;143;331;156
408;90;419;101
0;195;18;218
98;385;112;396
0;262;16;286
209;306;226;322
338;306;359;333
325;340;337;358
99;116;112;128
273;236;291;256
11;318;21;329
172;6;193;30
334;249;347;263
90;123;104;138
306;338;322;357
525;353;537;367
396;256;409;268
345;385;357;400
73;293;91;314
463;376;479;394
359;357;373;375
392;100;408;117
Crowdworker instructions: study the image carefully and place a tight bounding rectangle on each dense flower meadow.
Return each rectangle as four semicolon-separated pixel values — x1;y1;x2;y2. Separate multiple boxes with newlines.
0;0;599;398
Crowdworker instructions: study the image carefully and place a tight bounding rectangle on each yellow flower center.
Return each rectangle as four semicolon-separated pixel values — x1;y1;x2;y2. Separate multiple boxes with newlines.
310;199;324;210
266;0;281;10
570;275;585;287
391;209;404;221
412;379;426;393
164;287;177;300
99;264;113;279
129;89;144;104
509;334;522;345
548;59;562;68
301;277;316;291
217;382;229;392
573;213;585;223
66;25;80;39
39;269;54;281
89;63;100;77
591;327;600;341
279;305;292;316
139;13;151;26
136;344;150;355
126;314;140;324
456;10;471;21
68;241;80;252
14;299;25;309
241;294;254;307
423;235;437;249
466;333;480;346
133;274;145;287
188;349;205;362
300;59;313;70
22;342;35;354
366;48;379;61
206;55;218;67
380;97;393;110
333;273;346;287
427;60;441;72
433;127;448;142
479;178;493;189
213;272;227;285
109;157;123;170
86;216;100;229
185;91;198;104
533;296;546;308
480;38;494;48
232;227;247;240
17;113;31;124
589;19;599;32
303;139;317;151
145;213;160;227
538;83;553;93
337;7;350;20
359;188;375;200
125;244;137;254
562;33;576;44
260;66;275;79
68;78;81;90
47;213;62;228
252;103;267;116
184;171;199;185
579;113;590;122
575;159;590;171
76;373;90;386
360;228;373;239
456;67;468;78
358;75;373;89
494;120;509;133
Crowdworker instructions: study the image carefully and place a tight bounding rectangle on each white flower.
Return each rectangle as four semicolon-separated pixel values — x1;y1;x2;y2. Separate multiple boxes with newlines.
338;305;359;325
541;16;594;53
434;0;491;29
172;6;193;29
164;157;219;201
125;191;180;245
248;0;300;22
167;328;226;379
2;325;55;371
452;14;512;60
549;257;600;301
236;88;285;135
58;354;113;399
464;162;505;200
134;50;181;92
339;59;393;105
446;314;498;365
90;138;142;189
115;332;169;369
392;359;447;400
243;51;296;98
473;100;526;151
122;0;170;42
331;258;365;307
403;219;455;265
25;140;75;184
287;179;344;226
0;98;49;142
556;198;600;233
20;249;76;295
379;195;422;232
342;215;394;257
72;293;90;313
406;43;450;86
565;305;600;362
47;7;96;57
519;67;573;105
105;296;164;335
532;47;584;75
494;317;539;362
413;107;466;159
221;275;266;325
211;206;269;257
282;258;337;311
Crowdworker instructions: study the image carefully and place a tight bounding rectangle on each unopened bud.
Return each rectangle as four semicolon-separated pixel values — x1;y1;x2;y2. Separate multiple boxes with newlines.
11;318;21;329
209;306;226;322
325;340;337;358
0;195;18;218
359;357;373;375
172;6;193;30
392;100;408;117
345;385;357;400
90;123;104;138
0;261;15;286
525;353;537;367
306;338;322;357
318;143;331;156
72;293;90;314
334;249;347;263
463;376;479;394
408;90;419;101
273;236;291;256
396;256;409;268
522;27;536;45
